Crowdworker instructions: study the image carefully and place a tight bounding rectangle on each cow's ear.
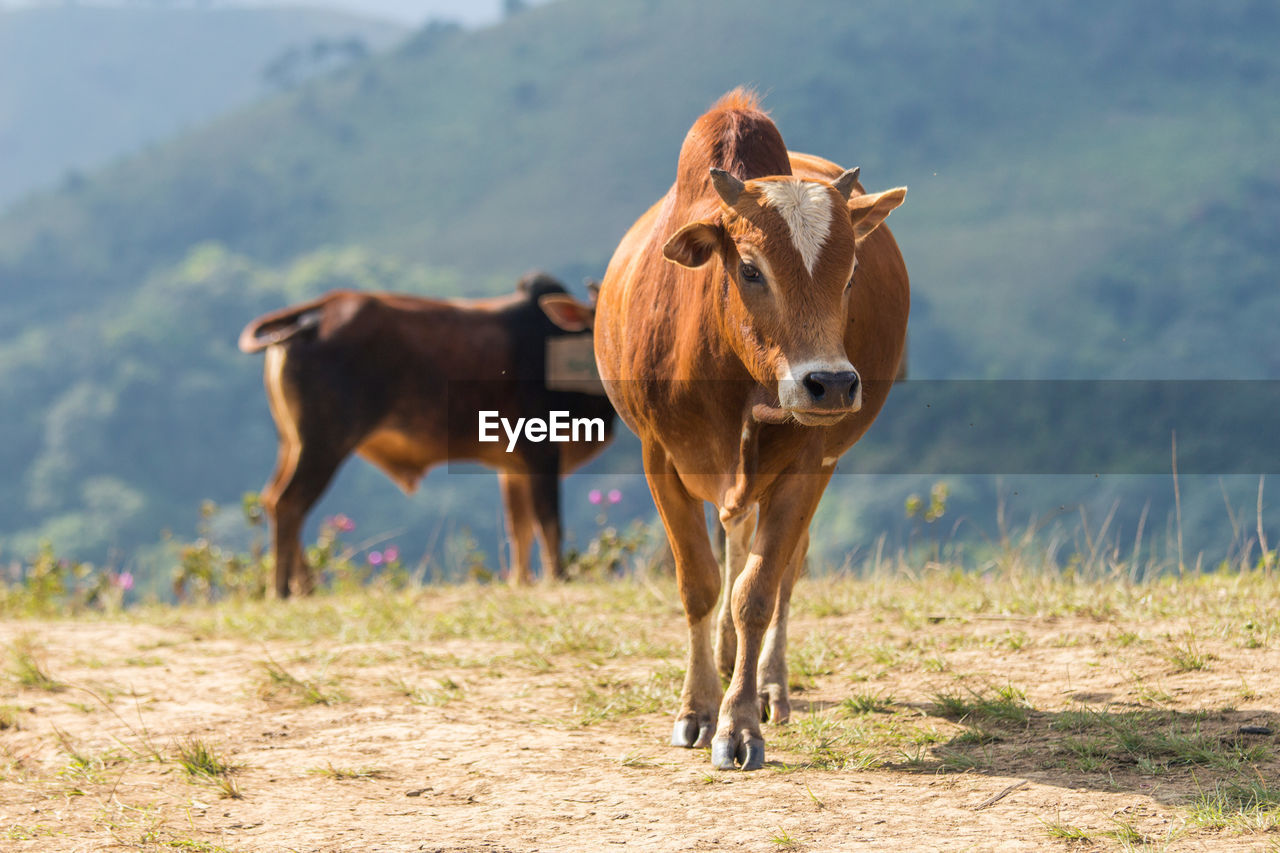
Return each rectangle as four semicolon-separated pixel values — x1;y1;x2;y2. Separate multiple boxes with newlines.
538;294;593;332
848;187;907;243
663;220;724;268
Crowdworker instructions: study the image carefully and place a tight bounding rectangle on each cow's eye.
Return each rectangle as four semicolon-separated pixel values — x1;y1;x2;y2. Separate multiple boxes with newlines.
740;263;762;284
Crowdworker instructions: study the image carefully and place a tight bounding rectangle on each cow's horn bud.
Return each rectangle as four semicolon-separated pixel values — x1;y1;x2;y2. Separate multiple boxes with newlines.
709;168;745;207
832;167;861;200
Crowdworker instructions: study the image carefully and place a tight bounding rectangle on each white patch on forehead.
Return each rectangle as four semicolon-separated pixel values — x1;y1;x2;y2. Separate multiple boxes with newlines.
757;179;833;275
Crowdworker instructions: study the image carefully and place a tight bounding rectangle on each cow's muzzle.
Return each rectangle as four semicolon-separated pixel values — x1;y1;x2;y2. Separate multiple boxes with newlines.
776;367;863;426
802;370;861;409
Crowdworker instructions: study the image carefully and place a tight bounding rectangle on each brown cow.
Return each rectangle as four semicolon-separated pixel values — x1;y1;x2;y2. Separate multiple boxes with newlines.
239;273;615;598
594;90;908;770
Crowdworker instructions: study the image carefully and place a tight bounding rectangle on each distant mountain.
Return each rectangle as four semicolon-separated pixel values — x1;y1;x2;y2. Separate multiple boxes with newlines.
3;0;1278;375
0;4;404;211
1;0;1278;569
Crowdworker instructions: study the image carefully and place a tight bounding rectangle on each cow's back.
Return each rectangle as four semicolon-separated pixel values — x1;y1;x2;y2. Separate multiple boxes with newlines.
343;285;612;482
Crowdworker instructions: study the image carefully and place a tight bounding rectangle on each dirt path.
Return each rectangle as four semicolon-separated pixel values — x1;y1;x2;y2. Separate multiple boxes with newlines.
2;577;1278;851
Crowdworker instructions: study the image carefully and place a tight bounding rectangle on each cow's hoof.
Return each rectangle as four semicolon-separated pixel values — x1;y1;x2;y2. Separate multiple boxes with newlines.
711;735;766;771
759;693;790;725
671;716;714;748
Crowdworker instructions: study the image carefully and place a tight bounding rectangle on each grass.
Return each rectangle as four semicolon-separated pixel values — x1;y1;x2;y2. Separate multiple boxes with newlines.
1042;818;1093;841
1037;709;1273;778
1187;776;1280;831
307;763;390;781
1168;633;1214;672
3;551;1280;847
389;674;464;706
769;827;802;850
616;751;663;768
174;738;241;799
174;738;236;779
8;636;66;692
840;691;894;715
1043;816;1158;848
1103;818;1149;848
770;710;903;772
256;657;347;706
573;665;682;726
161;841;240;853
930;684;1030;726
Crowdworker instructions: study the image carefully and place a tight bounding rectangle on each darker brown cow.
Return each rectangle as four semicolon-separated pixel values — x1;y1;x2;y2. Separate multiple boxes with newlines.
594;90;908;770
239;273;615;598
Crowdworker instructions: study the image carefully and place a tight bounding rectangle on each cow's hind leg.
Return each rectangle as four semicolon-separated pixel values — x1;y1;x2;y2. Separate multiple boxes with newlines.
262;443;344;598
528;470;565;581
715;508;756;680
757;530;806;724
500;472;536;586
261;441;301;600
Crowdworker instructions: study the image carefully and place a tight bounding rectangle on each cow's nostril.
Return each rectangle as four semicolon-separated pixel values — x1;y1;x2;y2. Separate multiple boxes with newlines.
801;370;860;407
803;375;827;400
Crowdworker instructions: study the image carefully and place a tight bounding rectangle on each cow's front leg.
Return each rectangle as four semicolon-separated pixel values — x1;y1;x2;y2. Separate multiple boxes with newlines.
643;445;722;749
712;476;827;770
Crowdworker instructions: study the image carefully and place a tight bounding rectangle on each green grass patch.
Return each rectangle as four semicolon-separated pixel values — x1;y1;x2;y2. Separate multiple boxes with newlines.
174;737;241;799
1168;634;1214;673
307;763;389;781
1042;818;1093;841
573;665;682;726
930;684;1030;726
1043;710;1272;775
256;657;347;706
389;675;463;707
1187;776;1280;831
174;737;237;779
8;637;66;692
839;691;894;716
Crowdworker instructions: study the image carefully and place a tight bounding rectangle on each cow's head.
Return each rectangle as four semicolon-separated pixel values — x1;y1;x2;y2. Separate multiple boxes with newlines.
662;168;905;426
538;292;596;332
518;271;598;333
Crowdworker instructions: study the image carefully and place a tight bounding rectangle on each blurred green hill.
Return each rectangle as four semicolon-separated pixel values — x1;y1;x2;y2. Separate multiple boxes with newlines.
0;4;404;212
2;0;1278;572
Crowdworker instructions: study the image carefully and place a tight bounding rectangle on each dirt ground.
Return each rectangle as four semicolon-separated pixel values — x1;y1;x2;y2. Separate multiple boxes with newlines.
2;576;1279;852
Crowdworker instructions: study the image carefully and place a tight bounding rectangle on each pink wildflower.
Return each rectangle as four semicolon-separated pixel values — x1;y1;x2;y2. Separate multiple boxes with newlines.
383;546;399;563
327;514;355;533
607;489;622;504
115;571;134;592
368;550;384;566
588;489;603;505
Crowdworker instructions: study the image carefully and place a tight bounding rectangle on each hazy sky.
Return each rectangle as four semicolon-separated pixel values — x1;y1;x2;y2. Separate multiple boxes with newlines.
0;1;552;27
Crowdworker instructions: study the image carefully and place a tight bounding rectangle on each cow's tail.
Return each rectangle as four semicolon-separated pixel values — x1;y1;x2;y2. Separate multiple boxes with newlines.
238;301;326;354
